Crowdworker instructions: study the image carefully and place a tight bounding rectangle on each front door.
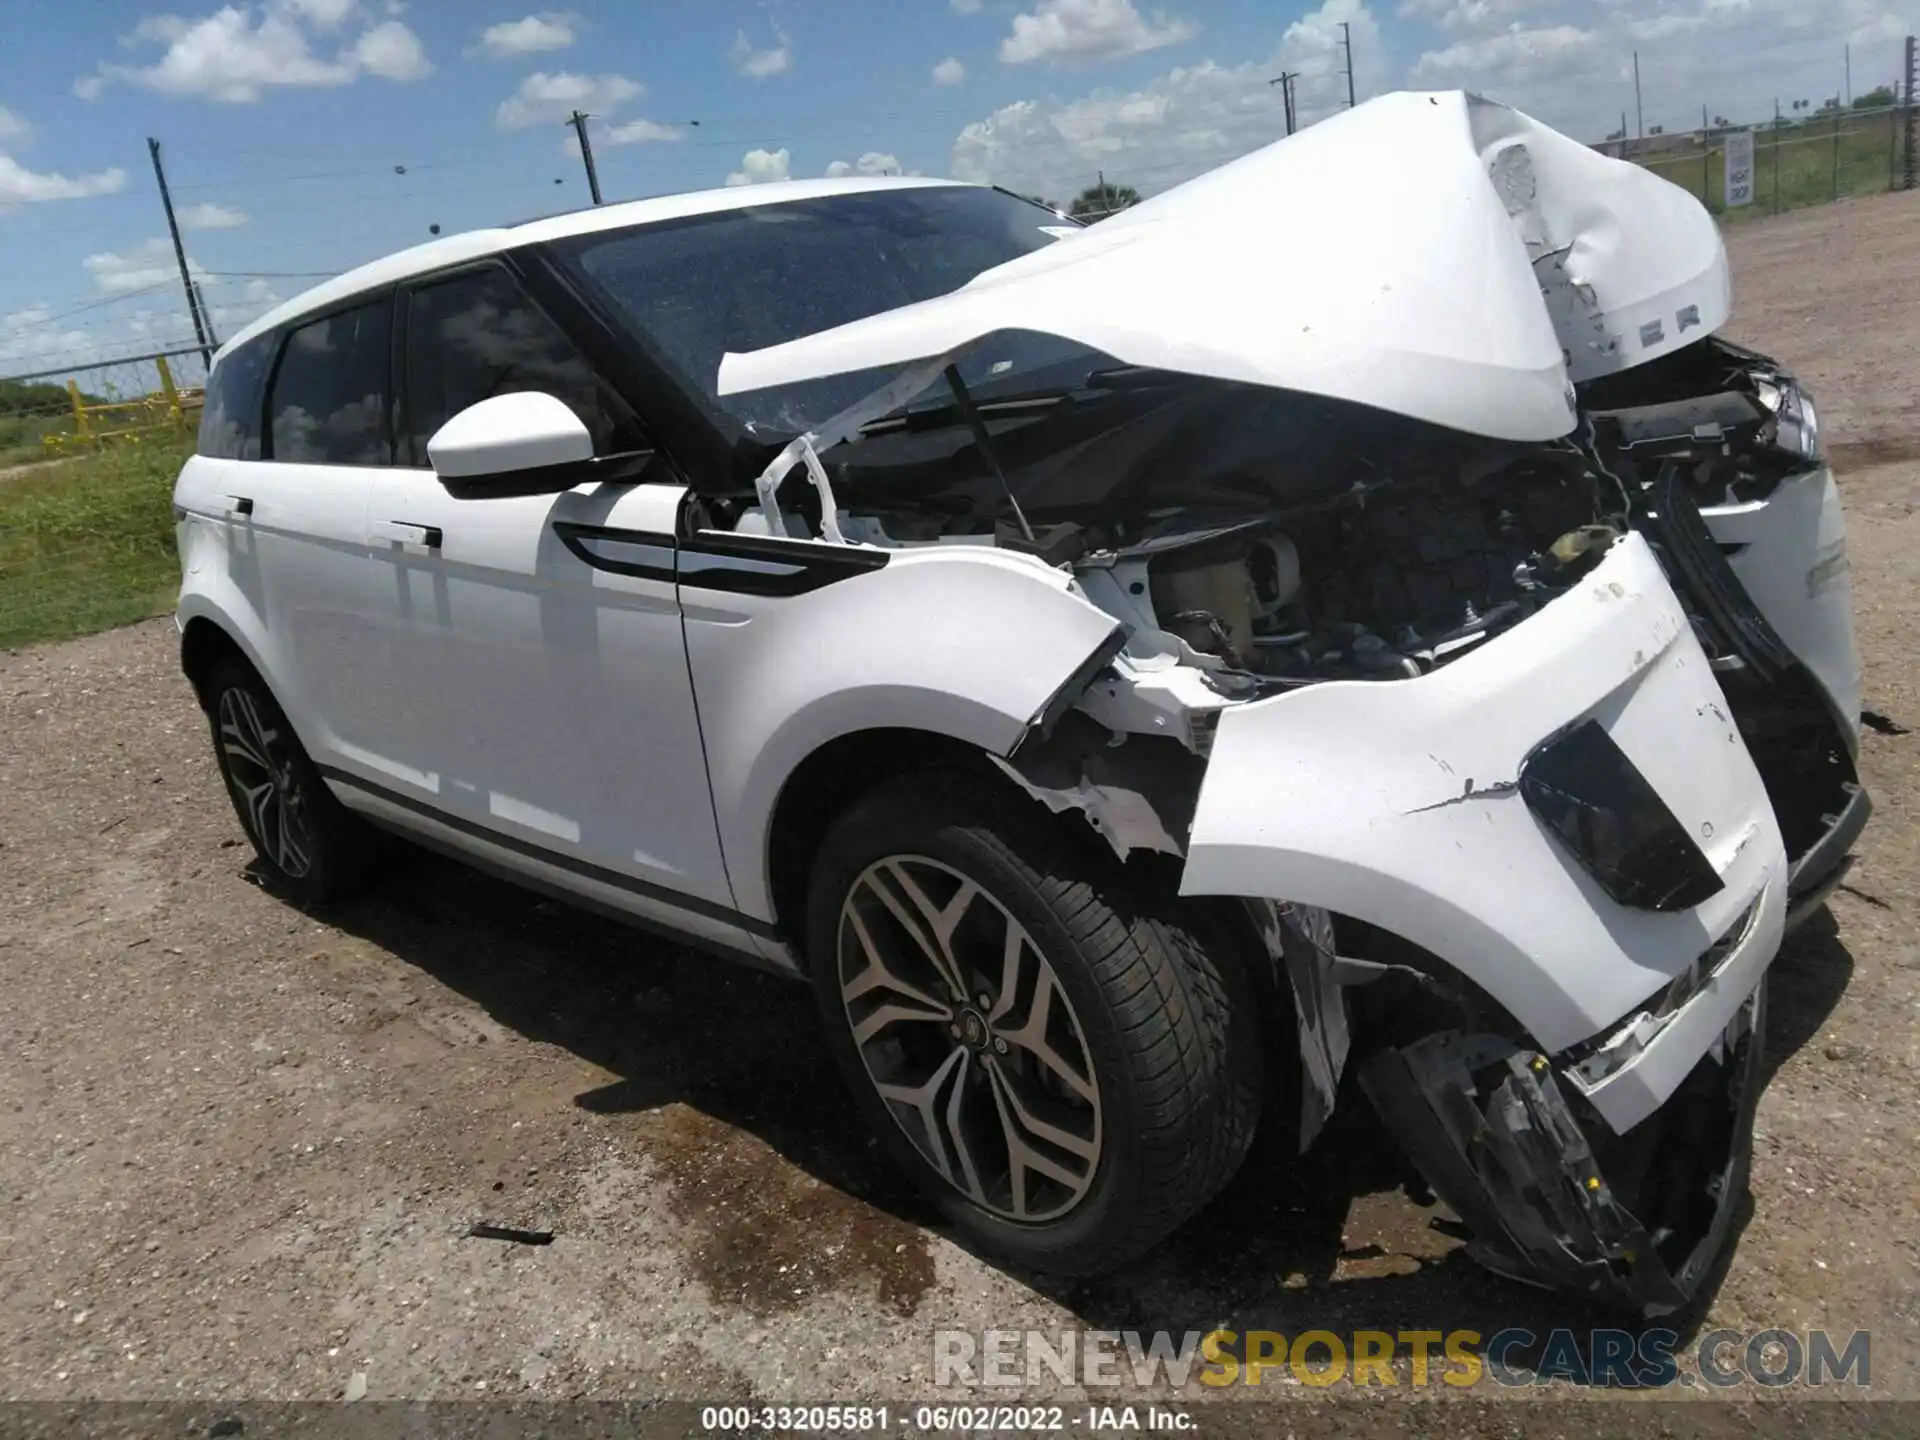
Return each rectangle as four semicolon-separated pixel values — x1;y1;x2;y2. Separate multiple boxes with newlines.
357;262;739;939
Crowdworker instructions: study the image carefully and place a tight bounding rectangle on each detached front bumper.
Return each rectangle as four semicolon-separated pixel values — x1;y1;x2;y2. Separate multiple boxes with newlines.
1360;981;1762;1313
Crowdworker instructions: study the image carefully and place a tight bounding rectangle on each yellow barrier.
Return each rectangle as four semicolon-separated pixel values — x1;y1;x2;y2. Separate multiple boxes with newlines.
43;355;204;454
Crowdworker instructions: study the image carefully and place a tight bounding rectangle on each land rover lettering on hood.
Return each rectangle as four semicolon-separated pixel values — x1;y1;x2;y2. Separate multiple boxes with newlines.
174;89;1867;1312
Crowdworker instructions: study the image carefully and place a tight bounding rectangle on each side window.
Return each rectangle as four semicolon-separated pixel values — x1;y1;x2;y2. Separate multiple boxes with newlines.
402;266;640;464
196;335;272;460
264;297;393;466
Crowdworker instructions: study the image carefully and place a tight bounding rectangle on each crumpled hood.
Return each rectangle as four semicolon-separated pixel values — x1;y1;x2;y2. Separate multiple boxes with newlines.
717;91;1731;444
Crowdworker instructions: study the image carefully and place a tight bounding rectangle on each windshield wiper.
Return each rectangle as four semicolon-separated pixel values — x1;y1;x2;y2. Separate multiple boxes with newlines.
857;386;1076;437
855;364;1189;436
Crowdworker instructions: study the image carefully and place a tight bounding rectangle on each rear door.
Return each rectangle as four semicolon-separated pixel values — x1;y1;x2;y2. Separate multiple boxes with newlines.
201;294;399;775
357;262;740;934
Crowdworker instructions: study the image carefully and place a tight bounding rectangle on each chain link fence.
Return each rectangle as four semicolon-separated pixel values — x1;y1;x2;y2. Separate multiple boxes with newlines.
0;346;208;471
1619;103;1910;219
0;348;204;649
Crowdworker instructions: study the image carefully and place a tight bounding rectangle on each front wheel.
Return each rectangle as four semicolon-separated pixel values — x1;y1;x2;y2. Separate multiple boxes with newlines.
805;771;1263;1275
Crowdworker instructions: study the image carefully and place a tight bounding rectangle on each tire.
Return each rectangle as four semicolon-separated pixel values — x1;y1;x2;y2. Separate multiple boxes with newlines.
204;655;368;907
805;769;1263;1275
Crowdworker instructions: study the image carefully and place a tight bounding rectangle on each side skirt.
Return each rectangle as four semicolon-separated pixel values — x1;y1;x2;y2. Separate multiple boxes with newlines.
324;771;804;981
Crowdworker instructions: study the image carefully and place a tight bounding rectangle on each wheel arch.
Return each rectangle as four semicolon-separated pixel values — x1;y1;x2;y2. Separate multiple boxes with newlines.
762;726;994;956
178;607;264;712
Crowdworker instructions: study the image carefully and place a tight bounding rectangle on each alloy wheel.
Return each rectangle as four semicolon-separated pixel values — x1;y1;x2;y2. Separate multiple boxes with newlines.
837;854;1102;1223
217;686;313;879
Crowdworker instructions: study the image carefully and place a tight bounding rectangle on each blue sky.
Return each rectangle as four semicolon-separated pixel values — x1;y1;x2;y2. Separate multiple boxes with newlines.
4;0;1917;374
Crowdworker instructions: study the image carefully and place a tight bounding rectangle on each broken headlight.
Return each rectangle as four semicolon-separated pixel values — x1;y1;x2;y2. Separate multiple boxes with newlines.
1756;375;1822;462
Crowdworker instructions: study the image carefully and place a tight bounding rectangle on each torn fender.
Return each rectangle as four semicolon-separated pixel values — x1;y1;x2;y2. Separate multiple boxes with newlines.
1179;533;1787;1068
719;92;1730;443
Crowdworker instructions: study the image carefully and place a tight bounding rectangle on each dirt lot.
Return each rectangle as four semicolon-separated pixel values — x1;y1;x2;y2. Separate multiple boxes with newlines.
2;191;1917;1417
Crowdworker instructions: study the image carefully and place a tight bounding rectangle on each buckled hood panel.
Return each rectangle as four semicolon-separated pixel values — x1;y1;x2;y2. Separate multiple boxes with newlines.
716;91;1732;444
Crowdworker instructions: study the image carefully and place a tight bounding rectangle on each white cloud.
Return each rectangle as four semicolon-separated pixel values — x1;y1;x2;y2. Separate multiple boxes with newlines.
0;153;128;205
176;200;250;228
352;20;430;79
726;147;791;186
932;55;967;85
278;0;358;29
999;0;1197;66
496;71;642;129
77;3;432;103
83;237;204;295
729;26;792;78
478;12;577;57
0;106;30;143
1412;23;1596;85
603;117;682;144
956;0;1381;200
824;151;902;178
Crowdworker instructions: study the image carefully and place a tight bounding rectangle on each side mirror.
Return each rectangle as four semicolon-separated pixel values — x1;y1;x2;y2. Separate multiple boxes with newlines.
427;392;594;499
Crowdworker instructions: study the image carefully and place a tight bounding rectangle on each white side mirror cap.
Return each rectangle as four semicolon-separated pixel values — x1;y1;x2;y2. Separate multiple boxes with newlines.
427;392;593;480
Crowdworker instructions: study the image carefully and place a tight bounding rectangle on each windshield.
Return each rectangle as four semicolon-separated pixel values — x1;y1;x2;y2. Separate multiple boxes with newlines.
550;185;1099;439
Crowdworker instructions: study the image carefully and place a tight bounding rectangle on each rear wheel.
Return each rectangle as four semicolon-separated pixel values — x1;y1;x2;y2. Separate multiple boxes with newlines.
205;656;367;906
806;771;1263;1274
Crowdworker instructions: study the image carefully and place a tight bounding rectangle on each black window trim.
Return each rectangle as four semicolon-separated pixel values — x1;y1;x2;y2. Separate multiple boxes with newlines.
197;329;274;461
390;255;649;471
258;284;400;466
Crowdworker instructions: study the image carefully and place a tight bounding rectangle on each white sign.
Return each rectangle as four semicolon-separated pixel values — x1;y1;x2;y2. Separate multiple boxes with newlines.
1724;129;1756;208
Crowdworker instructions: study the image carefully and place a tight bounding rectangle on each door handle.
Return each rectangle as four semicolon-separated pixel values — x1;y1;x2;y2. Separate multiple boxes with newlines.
225;495;254;517
373;519;443;549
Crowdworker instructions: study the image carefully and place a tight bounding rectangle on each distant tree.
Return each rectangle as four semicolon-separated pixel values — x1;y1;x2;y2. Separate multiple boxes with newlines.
1819;97;1840;111
1069;181;1140;221
1855;85;1896;109
1649;124;1665;135
1605;126;1626;141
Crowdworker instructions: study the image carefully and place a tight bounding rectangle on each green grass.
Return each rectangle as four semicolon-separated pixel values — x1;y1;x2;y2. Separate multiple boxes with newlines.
0;410;80;469
0;436;190;650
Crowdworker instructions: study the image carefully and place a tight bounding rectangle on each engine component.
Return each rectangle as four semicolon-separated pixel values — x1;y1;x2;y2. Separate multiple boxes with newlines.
1148;534;1266;666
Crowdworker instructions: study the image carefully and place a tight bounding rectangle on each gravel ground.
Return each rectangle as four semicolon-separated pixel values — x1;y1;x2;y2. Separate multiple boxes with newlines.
1;191;1917;1416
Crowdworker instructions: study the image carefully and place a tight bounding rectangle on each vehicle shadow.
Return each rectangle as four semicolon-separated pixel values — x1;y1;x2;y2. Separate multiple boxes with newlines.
310;842;1856;1374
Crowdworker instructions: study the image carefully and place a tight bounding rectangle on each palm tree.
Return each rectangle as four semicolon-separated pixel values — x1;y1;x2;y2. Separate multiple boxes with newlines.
1068;181;1140;221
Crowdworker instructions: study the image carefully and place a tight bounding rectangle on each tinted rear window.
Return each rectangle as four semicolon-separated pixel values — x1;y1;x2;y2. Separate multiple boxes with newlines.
265;296;393;466
196;336;272;460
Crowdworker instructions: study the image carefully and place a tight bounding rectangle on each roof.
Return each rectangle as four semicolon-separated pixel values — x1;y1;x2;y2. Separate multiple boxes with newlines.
216;173;969;360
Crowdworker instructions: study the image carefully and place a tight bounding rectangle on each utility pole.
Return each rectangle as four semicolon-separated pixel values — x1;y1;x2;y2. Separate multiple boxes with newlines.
567;110;603;205
1906;35;1918;190
193;280;219;350
1845;43;1852;106
1774;98;1783;213
146;137;211;368
1633;51;1644;140
1339;22;1357;108
1269;70;1299;134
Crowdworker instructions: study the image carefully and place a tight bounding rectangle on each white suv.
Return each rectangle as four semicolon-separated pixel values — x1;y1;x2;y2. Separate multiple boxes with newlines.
174;92;1867;1310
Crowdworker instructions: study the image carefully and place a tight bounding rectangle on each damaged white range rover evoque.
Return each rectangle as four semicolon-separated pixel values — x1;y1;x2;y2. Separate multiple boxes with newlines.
174;91;1868;1311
